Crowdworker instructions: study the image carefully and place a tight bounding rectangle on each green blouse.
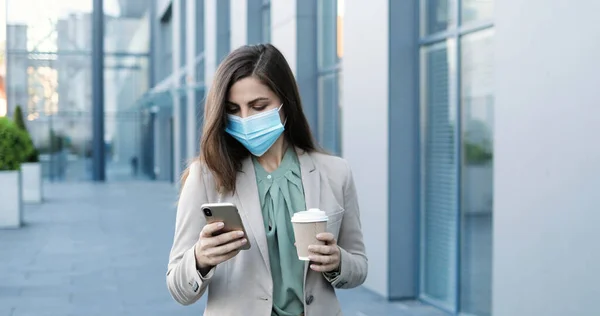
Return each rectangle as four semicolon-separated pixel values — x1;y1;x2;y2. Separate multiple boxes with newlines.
253;147;306;316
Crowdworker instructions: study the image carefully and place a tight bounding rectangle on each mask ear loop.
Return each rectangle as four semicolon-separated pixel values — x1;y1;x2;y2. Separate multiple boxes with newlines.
278;103;288;126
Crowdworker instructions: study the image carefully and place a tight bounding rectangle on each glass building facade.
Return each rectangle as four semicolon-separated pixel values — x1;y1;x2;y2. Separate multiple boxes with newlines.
0;0;495;315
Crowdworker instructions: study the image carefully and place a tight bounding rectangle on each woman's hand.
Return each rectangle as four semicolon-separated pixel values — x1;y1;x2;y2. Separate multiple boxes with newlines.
307;233;341;273
194;222;247;275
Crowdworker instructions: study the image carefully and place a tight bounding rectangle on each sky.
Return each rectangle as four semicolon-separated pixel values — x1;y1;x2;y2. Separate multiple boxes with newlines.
5;0;120;24
0;0;121;51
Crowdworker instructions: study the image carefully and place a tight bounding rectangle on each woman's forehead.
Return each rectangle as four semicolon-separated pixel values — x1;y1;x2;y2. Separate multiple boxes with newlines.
228;77;277;104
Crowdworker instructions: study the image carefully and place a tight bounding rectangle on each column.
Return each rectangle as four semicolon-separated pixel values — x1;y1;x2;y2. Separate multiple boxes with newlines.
172;0;182;182
204;0;217;87
342;0;389;297
387;0;419;300
92;0;105;181
186;0;197;159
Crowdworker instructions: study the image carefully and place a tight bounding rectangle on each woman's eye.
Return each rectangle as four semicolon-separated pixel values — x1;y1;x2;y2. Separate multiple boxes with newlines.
226;107;238;114
254;105;268;111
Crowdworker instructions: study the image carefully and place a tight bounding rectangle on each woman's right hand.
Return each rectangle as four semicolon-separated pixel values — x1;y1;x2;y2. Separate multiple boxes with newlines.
194;222;247;276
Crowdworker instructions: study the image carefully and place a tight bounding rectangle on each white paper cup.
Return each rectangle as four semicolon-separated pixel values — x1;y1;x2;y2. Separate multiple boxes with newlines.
291;209;328;260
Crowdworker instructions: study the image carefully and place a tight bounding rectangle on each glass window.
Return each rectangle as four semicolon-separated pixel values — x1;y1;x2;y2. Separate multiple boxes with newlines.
216;0;230;62
462;0;494;25
317;0;343;155
422;0;455;35
180;0;187;66
5;0;150;181
318;72;341;154
420;40;459;309
460;29;494;316
317;0;339;70
160;10;173;81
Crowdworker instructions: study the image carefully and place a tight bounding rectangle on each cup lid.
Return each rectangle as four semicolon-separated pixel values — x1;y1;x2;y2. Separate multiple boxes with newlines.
291;208;328;223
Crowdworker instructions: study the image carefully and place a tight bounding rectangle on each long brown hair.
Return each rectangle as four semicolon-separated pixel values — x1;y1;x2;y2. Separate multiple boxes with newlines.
181;44;318;192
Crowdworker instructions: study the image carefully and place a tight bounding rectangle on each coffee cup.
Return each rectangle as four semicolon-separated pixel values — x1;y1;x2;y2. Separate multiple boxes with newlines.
291;208;328;261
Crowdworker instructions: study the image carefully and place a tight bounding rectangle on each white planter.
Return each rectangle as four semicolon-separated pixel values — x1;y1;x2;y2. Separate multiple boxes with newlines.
21;162;43;203
0;170;23;228
464;164;494;215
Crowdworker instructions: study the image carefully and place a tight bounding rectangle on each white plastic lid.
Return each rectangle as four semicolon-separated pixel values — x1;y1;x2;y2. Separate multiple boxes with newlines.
291;208;328;223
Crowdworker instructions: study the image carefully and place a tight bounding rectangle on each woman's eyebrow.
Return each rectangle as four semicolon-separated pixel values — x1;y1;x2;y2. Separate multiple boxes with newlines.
226;97;269;107
248;97;270;106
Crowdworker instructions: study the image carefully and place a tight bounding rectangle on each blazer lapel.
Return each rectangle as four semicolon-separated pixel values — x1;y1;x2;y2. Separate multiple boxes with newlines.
297;150;321;284
234;157;271;274
297;149;320;209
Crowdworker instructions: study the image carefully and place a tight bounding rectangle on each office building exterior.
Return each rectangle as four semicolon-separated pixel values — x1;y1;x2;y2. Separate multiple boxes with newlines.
143;0;600;315
3;0;599;315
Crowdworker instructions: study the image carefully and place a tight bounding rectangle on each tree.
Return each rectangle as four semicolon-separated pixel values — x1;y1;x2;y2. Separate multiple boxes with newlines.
13;105;27;131
12;105;39;163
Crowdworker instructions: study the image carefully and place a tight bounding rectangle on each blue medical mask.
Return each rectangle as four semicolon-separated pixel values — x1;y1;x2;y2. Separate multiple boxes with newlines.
225;104;286;157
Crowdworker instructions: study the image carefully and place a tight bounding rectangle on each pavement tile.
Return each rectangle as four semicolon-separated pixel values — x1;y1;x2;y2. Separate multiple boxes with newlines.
0;181;448;316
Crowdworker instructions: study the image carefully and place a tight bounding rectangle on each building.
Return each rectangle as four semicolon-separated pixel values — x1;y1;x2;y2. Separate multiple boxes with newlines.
143;1;600;315
3;0;598;315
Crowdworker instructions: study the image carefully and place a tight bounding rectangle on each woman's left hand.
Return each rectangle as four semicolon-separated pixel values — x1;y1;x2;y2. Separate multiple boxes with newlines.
308;233;341;273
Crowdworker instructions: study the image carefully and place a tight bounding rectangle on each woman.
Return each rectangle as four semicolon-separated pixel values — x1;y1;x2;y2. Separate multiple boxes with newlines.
166;44;367;316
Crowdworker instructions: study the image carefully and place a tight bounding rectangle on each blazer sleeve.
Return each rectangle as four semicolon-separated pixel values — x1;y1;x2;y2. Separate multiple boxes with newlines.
166;162;216;305
329;159;368;289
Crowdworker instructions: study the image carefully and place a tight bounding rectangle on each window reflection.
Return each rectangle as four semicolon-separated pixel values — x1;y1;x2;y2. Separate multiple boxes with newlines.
460;29;494;316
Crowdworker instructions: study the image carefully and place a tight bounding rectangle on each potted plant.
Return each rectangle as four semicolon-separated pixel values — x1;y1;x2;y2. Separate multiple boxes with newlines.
13;105;43;203
0;116;31;228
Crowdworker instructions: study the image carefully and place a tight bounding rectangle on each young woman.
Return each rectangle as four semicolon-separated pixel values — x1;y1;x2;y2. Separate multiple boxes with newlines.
166;44;367;316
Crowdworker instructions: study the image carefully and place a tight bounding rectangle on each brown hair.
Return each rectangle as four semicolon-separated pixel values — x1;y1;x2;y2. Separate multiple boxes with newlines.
181;44;318;192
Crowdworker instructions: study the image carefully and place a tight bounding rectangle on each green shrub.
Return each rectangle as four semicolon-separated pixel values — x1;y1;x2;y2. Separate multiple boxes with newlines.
12;105;39;163
13;105;26;130
465;142;493;165
0;117;33;171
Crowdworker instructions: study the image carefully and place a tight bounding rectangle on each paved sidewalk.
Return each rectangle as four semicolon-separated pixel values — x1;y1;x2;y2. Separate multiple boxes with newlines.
0;181;447;316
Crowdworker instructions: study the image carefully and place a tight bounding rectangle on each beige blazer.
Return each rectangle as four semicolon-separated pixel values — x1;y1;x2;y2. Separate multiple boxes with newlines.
166;149;368;316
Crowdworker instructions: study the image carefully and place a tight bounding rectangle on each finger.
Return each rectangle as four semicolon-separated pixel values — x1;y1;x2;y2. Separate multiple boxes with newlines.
208;237;247;256
205;230;245;248
316;233;335;243
207;248;241;266
310;263;338;272
307;254;336;265
201;222;225;237
308;244;337;255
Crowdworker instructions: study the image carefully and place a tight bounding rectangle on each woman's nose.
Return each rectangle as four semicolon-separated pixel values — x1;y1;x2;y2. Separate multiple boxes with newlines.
238;108;250;119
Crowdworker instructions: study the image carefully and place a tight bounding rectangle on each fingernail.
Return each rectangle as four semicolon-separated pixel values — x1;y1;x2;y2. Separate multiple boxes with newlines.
217;222;224;228
241;238;247;244
237;231;244;237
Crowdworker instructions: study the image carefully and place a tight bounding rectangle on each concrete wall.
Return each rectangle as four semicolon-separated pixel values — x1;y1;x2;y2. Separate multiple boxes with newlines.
493;0;600;315
270;0;297;75
230;0;248;49
342;0;389;297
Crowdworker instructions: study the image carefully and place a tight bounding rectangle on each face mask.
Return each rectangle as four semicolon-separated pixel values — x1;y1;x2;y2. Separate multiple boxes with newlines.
225;104;285;157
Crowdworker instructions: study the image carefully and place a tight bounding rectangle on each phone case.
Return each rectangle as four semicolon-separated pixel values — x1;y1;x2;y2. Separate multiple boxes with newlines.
201;202;251;250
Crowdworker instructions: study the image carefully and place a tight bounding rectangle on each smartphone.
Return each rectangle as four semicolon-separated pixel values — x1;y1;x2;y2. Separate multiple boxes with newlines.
201;202;251;250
